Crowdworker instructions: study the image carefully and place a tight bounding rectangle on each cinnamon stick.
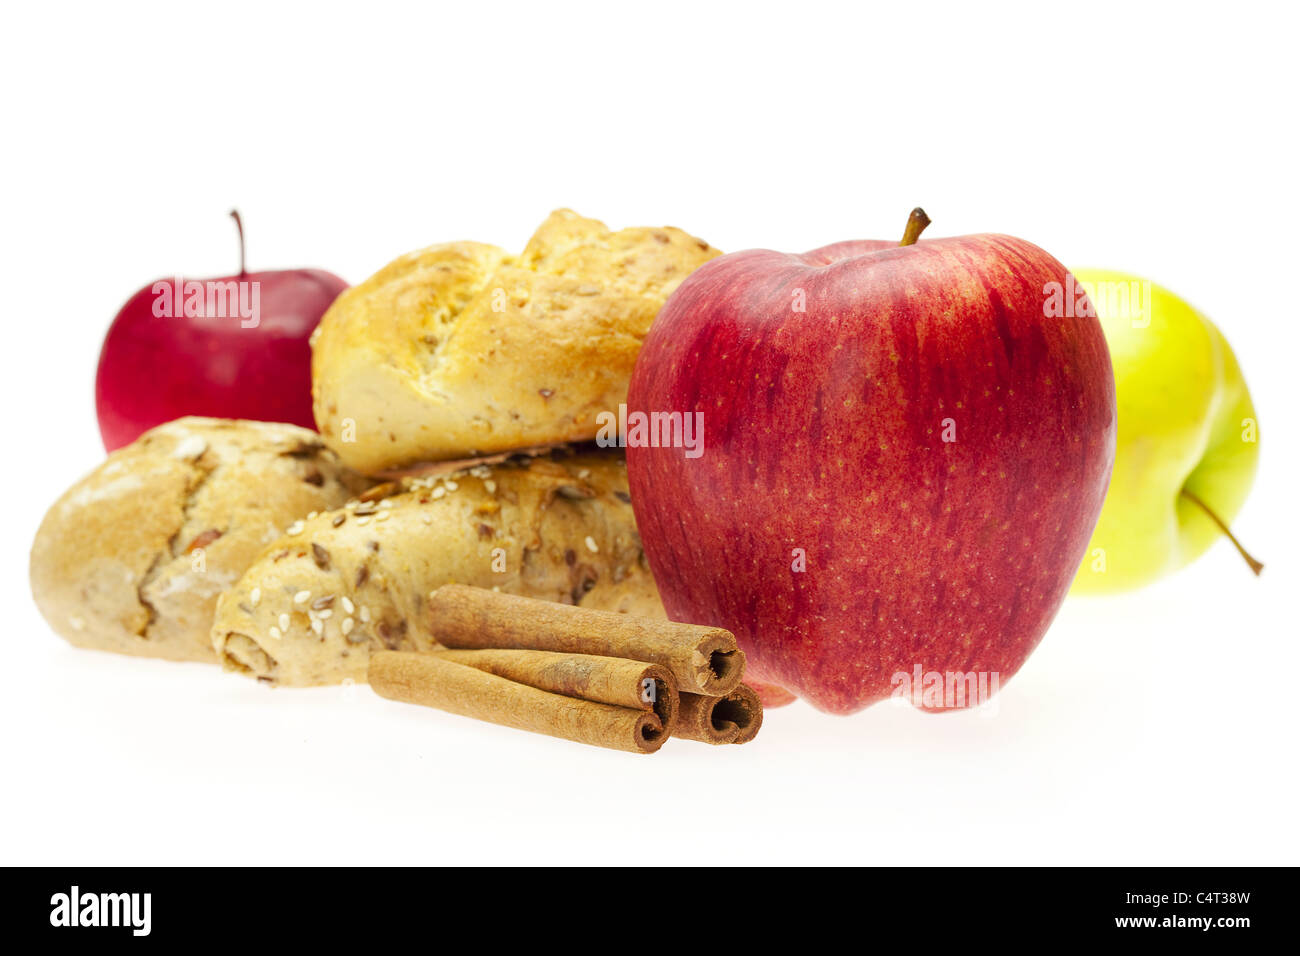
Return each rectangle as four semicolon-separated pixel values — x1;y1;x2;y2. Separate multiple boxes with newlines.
677;685;764;745
433;648;678;733
428;585;744;696
369;651;666;754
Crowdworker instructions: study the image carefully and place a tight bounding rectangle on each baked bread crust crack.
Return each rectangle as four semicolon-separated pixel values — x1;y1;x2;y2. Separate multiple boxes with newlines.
30;418;369;663
211;448;664;686
311;209;719;472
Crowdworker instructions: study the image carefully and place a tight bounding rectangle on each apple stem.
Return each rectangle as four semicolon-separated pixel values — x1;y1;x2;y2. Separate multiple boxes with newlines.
1179;488;1264;576
900;208;931;246
230;209;247;277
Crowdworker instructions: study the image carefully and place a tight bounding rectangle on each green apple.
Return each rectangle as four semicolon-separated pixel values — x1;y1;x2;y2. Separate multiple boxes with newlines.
1070;268;1261;593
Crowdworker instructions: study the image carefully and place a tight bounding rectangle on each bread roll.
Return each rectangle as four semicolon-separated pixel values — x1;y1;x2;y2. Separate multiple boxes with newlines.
30;418;368;663
310;209;719;473
211;449;664;686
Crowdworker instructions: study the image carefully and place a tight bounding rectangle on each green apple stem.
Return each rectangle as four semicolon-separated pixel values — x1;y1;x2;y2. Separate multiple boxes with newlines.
900;207;931;246
1179;488;1264;576
230;209;247;277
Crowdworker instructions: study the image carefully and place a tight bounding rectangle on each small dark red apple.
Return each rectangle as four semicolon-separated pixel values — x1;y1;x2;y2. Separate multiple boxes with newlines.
626;210;1116;715
95;211;348;451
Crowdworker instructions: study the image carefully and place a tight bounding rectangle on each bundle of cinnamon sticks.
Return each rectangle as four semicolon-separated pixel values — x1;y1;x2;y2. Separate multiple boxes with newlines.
368;585;765;753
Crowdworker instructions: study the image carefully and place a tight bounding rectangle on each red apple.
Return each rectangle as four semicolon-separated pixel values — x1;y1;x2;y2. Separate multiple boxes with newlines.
95;211;347;451
626;210;1116;715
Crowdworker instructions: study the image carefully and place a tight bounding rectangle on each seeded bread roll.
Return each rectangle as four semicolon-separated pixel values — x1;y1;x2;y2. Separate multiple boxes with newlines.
30;418;369;663
211;449;664;686
310;209;719;473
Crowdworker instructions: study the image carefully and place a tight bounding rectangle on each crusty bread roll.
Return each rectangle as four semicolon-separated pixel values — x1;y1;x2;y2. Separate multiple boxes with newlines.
211;449;664;686
30;418;368;663
310;209;719;473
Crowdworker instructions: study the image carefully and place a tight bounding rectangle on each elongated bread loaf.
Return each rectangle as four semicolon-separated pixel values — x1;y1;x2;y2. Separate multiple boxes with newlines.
310;209;719;472
30;418;368;663
211;450;663;686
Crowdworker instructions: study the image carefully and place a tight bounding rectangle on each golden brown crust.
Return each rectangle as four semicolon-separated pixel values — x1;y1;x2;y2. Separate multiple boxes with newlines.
211;449;665;686
29;418;368;663
311;209;719;472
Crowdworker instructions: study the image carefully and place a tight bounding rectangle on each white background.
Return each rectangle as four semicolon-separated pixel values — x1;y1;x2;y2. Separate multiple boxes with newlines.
3;1;1297;865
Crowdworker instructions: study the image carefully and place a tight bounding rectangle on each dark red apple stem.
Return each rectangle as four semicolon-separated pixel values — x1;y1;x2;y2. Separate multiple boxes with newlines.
230;209;247;277
1179;488;1264;576
899;208;931;246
